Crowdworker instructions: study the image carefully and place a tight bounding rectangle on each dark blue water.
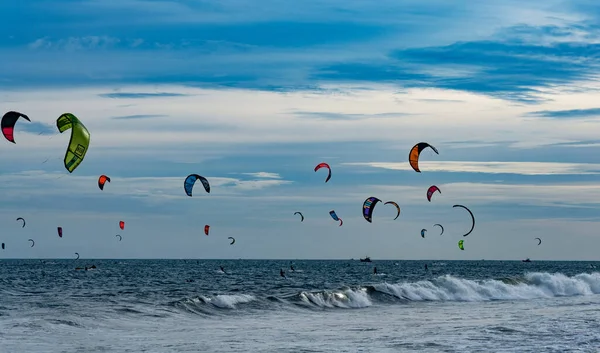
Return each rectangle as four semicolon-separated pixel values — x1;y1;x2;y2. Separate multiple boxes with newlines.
2;259;600;352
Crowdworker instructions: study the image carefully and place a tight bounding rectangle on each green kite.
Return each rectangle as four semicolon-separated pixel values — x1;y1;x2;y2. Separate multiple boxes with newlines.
56;113;90;173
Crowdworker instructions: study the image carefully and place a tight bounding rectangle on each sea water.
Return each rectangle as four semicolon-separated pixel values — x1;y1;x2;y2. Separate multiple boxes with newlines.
1;259;600;352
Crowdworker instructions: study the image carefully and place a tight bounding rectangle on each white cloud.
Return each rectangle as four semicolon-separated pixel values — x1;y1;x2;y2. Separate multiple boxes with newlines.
0;171;293;205
28;36;121;51
4;82;600;156
366;182;600;207
342;161;600;175
241;172;282;179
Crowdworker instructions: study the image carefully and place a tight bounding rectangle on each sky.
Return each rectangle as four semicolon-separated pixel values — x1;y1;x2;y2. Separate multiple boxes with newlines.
2;0;600;260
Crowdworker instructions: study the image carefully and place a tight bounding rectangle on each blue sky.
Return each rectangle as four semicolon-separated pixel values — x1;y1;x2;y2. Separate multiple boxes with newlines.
2;0;600;260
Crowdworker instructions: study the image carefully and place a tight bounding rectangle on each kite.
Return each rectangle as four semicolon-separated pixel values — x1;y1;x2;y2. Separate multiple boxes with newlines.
362;197;382;223
421;229;426;238
427;185;441;202
458;240;464;250
535;237;542;246
453;204;475;237
16;217;25;228
116;234;122;241
204;225;210;236
294;212;304;222
119;221;125;230
434;223;444;235
28;239;34;247
384;201;400;220
184;174;210;197
228;237;235;245
1;111;30;143
57;227;63;238
98;175;111;190
408;142;438;173
1;243;4;250
314;163;331;183
56;113;91;173
74;252;79;260
329;210;343;226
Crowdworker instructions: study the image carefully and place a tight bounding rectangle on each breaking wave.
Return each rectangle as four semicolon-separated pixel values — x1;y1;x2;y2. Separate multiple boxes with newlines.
168;272;600;315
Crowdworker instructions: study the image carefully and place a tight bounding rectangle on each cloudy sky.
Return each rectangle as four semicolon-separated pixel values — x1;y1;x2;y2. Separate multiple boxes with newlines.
2;0;600;260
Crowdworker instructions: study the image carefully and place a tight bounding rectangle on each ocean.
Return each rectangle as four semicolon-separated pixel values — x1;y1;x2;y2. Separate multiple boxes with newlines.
1;259;600;352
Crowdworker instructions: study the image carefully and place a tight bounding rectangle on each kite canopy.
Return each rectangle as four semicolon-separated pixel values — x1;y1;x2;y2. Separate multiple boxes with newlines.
204;225;210;236
116;234;122;241
458;240;464;250
453;204;475;237
98;175;111;190
294;211;304;222
74;252;80;260
427;185;441;202
329;210;343;226
384;201;400;220
421;229;426;238
1;111;30;143
56;113;90;173
16;217;25;228
408;142;438;173
535;237;542;246
228;237;235;245
184;174;210;196
1;243;4;250
434;223;444;235
28;239;34;247
362;197;381;223
119;221;125;230
314;163;331;182
57;227;63;238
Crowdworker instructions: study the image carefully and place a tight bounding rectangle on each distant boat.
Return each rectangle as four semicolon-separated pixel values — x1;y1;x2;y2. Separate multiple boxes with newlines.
360;256;372;262
522;258;532;262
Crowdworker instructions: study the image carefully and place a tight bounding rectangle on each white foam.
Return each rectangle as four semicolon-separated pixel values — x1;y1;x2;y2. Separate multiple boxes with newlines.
299;288;372;309
373;272;600;302
200;294;256;309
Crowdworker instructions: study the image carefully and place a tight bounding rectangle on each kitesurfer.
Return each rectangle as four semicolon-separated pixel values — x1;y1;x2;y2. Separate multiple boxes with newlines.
280;269;286;278
290;264;295;272
424;264;428;271
373;267;378;275
220;266;227;274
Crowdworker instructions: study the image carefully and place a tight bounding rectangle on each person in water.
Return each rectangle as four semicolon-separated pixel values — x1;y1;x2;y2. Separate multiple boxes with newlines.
290;264;295;272
373;267;378;275
280;269;286;278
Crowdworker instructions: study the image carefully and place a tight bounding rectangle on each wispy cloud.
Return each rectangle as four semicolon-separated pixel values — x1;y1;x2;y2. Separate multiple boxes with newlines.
0;0;594;103
241;172;282;179
293;111;410;120
28;36;121;51
354;181;600;210
342;161;600;175
0;171;294;211
111;114;167;120
318;34;600;103
526;108;600;119
18;121;55;136
99;92;189;99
